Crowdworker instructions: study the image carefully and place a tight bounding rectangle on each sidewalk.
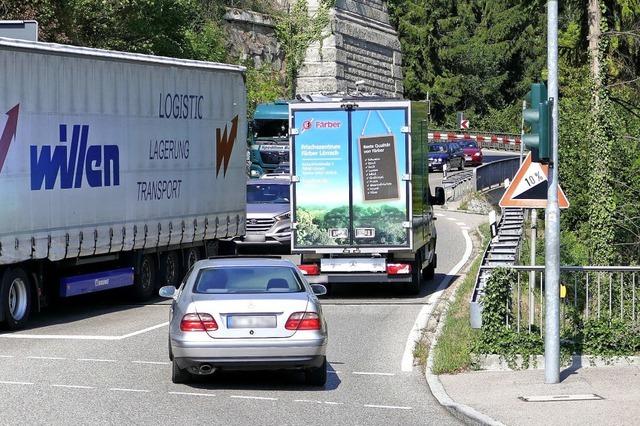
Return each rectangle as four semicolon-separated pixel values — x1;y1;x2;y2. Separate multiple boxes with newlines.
435;365;640;426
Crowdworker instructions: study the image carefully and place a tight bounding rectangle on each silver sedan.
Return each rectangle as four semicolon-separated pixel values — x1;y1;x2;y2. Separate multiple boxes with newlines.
159;257;328;386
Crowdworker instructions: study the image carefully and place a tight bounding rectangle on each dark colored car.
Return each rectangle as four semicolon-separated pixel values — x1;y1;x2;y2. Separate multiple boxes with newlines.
427;142;465;172
460;140;483;166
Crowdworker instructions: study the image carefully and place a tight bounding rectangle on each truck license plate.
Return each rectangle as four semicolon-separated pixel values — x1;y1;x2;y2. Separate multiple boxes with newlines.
321;258;386;273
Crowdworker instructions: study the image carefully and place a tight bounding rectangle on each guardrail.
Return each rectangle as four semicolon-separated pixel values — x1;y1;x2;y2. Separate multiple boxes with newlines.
473;157;520;192
471;265;640;333
441;170;474;201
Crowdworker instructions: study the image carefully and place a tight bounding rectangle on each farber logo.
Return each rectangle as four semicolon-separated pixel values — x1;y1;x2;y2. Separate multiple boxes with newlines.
0;104;19;175
30;124;120;190
216;115;238;177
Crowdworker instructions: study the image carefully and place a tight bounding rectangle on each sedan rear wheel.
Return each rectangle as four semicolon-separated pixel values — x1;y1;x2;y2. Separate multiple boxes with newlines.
171;359;190;384
305;356;327;387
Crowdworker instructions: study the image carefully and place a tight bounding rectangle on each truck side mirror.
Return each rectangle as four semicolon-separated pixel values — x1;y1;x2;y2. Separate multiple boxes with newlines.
431;187;445;205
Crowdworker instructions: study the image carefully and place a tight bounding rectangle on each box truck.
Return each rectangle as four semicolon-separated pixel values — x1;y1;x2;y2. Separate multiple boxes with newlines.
0;37;247;329
289;99;445;293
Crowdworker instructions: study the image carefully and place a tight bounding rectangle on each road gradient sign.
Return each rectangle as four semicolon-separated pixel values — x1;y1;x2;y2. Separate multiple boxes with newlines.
499;152;569;209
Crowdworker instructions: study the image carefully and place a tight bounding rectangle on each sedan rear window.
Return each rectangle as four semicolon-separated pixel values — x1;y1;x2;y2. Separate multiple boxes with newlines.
193;266;303;294
429;144;446;152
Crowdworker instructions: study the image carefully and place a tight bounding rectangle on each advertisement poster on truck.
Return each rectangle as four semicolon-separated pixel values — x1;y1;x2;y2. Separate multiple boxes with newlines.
291;102;410;250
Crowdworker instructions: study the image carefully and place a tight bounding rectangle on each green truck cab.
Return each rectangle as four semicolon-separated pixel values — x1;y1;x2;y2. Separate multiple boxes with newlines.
249;101;290;177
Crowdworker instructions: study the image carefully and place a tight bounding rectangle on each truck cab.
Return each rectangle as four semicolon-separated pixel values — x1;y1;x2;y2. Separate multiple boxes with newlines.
249;101;290;177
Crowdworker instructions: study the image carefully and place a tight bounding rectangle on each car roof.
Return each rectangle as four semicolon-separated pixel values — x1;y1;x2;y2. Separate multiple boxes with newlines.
193;257;296;269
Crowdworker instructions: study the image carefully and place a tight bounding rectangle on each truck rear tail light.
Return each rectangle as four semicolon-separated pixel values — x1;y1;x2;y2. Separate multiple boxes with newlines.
285;312;321;330
180;313;218;331
387;263;412;275
298;264;320;276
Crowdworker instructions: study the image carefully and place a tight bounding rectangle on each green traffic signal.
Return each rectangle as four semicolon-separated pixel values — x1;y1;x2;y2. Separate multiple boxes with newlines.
523;82;551;163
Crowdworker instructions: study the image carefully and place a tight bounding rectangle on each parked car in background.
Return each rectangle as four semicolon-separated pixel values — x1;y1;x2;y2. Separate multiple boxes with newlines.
427;142;465;172
460;140;483;166
160;257;328;385
233;178;291;248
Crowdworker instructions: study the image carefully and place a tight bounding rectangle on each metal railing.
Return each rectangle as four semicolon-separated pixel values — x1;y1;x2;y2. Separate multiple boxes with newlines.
474;157;520;192
475;265;640;334
441;170;474;201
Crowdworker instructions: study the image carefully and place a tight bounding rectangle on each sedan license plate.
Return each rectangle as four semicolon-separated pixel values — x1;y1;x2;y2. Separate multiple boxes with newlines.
465;155;472;161
227;315;277;329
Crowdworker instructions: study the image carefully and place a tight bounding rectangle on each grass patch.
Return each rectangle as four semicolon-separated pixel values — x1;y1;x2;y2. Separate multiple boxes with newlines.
431;224;490;374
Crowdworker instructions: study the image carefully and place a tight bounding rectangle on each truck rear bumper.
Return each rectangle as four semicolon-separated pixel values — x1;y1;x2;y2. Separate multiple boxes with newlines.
304;273;412;284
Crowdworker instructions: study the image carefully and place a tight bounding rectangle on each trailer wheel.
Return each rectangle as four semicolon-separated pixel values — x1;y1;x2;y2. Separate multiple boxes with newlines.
1;268;32;330
160;251;181;288
405;260;422;295
423;254;436;281
133;255;156;301
184;247;201;270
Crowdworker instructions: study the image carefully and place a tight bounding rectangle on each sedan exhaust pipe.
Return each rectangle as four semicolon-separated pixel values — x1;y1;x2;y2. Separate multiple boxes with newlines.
199;364;215;375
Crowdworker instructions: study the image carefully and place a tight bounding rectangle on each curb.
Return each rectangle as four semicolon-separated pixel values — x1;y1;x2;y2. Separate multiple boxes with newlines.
423;235;505;426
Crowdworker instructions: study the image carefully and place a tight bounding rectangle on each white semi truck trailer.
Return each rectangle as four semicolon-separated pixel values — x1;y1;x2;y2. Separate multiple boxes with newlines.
0;37;247;329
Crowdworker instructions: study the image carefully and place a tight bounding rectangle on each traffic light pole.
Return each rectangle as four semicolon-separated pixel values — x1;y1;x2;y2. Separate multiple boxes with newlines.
544;0;561;384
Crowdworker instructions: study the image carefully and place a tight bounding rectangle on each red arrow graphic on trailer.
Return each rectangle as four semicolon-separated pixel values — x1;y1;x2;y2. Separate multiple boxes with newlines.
0;104;19;174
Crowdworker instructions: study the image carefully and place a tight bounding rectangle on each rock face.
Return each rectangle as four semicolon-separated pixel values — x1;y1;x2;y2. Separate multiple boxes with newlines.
295;0;403;97
223;8;285;73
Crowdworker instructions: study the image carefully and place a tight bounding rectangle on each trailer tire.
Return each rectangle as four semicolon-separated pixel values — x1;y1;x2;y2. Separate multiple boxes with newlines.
423;254;436;281
160;251;181;288
133;255;156;301
405;260;422;295
184;247;201;270
0;267;32;330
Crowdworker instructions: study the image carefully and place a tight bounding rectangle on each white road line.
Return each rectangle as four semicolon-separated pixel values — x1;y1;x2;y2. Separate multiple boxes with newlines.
0;322;169;341
435;213;445;217
109;388;150;393
27;356;66;360
78;358;118;363
324;401;344;405
51;384;95;390
401;228;473;372
294;399;322;404
132;360;170;365
446;217;457;221
0;355;14;358
119;322;169;339
364;404;412;410
352;371;395;376
169;391;216;397
456;222;466;226
230;395;278;401
0;380;34;385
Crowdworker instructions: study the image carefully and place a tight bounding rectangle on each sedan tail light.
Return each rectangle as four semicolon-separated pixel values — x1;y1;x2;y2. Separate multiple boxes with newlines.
298;264;320;276
180;313;218;331
285;312;321;330
387;263;412;275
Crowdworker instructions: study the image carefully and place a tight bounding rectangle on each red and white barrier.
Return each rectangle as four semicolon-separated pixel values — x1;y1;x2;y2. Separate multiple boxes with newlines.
427;131;521;148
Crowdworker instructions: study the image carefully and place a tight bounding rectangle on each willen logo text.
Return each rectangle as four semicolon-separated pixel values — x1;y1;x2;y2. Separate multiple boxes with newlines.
30;124;120;190
216;115;238;177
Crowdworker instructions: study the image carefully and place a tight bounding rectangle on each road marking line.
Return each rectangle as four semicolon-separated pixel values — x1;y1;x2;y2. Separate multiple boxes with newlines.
435;213;445;217
78;358;118;363
0;322;169;341
109;388;150;393
27;356;66;360
401;228;473;372
230;395;278;401
169;391;216;397
324;401;344;405
456;222;466;226
0;355;14;358
446;217;457;221
132;360;170;365
352;371;395;376
294;399;322;404
119;322;169;339
51;384;95;390
364;404;412;410
0;380;34;385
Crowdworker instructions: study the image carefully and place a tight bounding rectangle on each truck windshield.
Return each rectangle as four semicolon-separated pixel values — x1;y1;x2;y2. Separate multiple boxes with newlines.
254;119;288;139
247;184;290;204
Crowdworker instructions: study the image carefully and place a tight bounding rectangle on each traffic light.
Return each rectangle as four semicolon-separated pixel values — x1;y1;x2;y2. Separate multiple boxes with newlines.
523;82;551;163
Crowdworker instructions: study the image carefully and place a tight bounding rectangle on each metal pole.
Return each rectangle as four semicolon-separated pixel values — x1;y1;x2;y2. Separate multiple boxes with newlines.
545;0;560;384
520;100;526;165
530;209;537;327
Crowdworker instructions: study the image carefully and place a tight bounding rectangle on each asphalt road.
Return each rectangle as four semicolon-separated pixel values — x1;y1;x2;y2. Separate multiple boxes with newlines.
0;149;516;425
